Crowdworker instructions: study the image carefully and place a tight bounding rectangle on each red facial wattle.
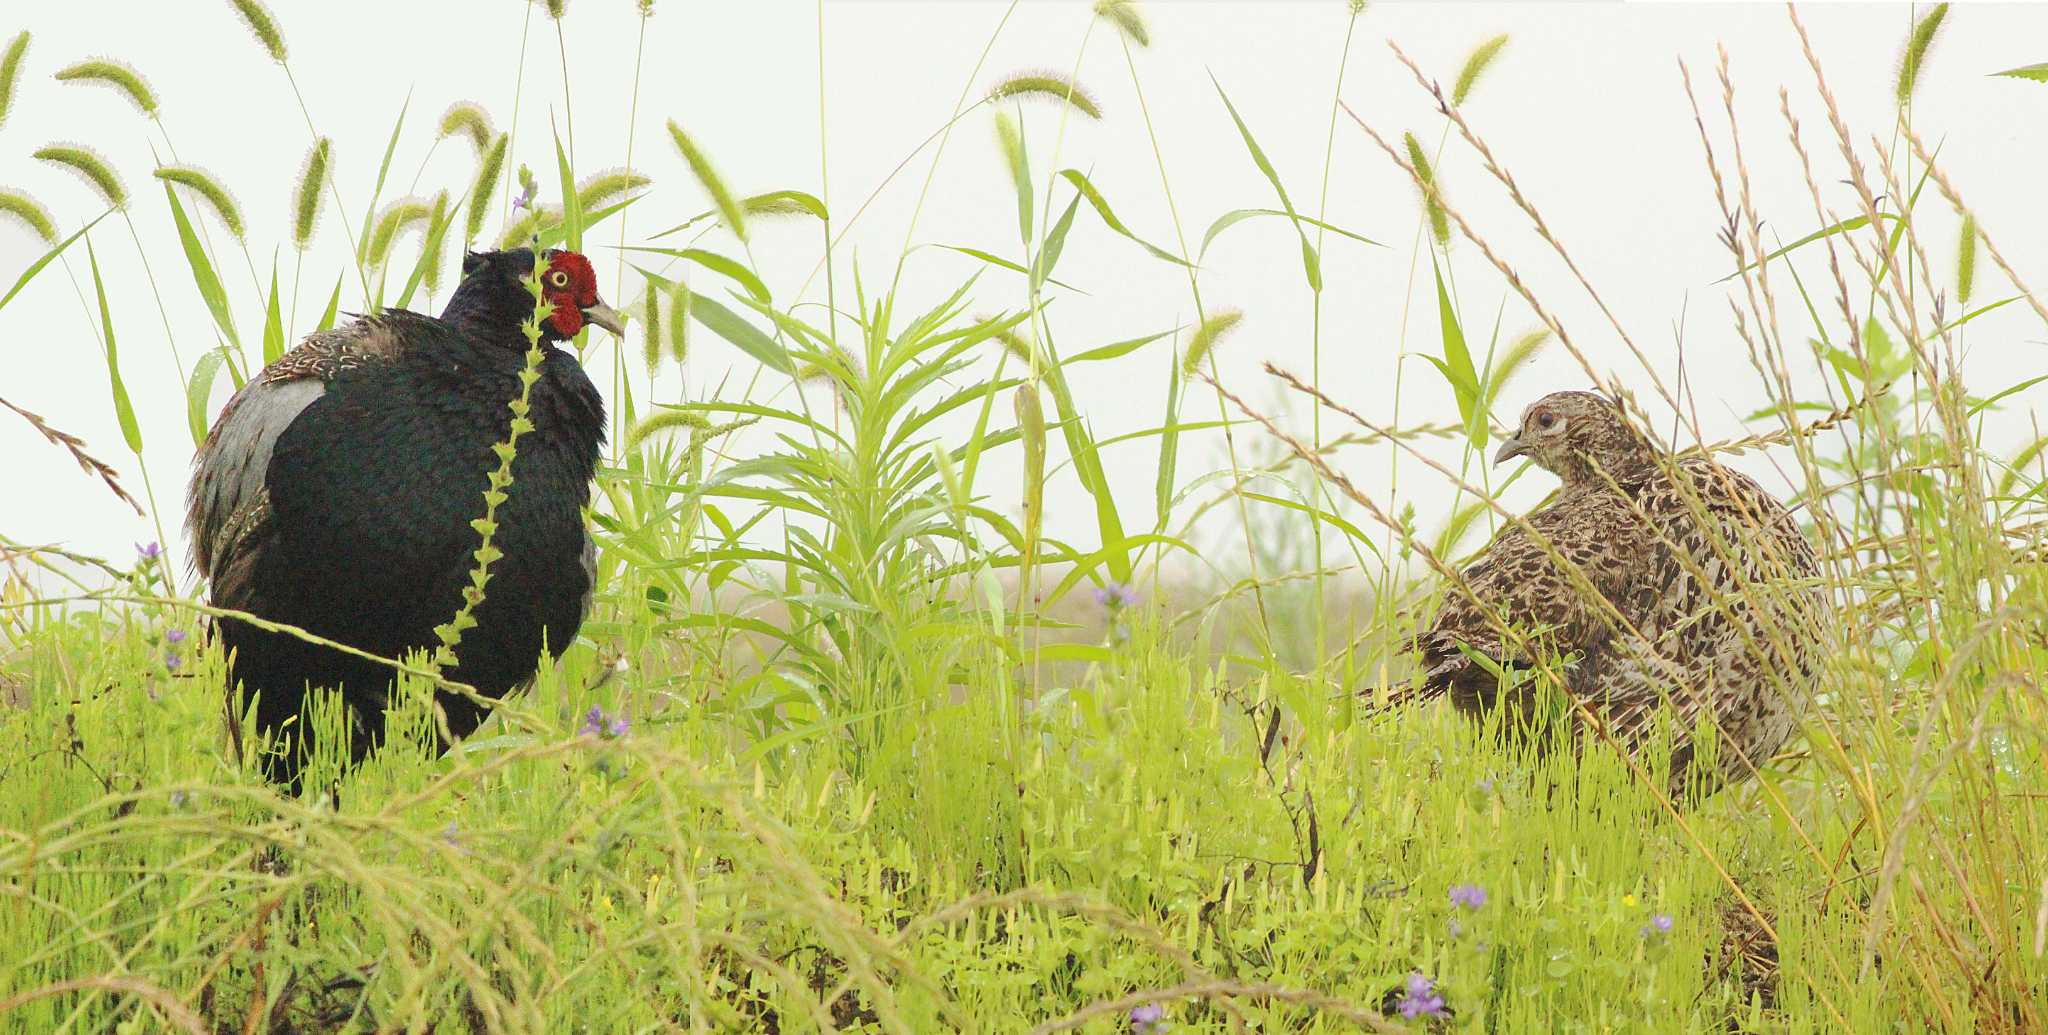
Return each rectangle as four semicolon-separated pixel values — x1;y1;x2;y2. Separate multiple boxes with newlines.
541;250;599;338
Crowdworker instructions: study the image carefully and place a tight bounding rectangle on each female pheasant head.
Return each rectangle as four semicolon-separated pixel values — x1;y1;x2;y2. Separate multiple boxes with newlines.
1494;390;1657;487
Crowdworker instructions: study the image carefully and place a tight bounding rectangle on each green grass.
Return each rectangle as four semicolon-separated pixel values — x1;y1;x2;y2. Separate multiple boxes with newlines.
3;2;2047;1032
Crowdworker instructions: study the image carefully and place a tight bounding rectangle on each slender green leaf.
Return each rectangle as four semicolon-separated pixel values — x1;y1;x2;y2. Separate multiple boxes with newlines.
261;265;284;364
1055;168;1191;267
1211;75;1320;292
187;347;229;446
85;235;141;453
163;183;240;350
0;208;108;313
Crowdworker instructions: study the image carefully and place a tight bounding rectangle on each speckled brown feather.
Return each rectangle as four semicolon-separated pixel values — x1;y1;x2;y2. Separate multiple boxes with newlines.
1415;391;1826;799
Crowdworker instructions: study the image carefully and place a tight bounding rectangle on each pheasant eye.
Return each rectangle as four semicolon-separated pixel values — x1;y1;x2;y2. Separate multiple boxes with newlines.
1536;412;1556;430
546;270;571;289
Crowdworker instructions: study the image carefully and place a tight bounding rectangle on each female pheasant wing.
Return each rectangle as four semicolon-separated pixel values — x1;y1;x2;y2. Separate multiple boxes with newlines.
1417;489;1658;704
186;318;404;605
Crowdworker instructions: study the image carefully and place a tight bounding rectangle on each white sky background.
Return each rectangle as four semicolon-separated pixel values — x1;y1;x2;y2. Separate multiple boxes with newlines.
5;2;2047;585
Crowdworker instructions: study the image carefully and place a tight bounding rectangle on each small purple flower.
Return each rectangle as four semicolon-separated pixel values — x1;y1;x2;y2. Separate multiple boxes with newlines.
1396;972;1446;1019
1128;1002;1168;1034
1449;883;1488;910
163;652;183;672
135;541;162;561
168;790;188;809
511;177;537;212
580;704;629;739
165;629;187;645
1641;912;1674;939
1447;917;1465;939
1094;582;1140;609
1474;775;1495;794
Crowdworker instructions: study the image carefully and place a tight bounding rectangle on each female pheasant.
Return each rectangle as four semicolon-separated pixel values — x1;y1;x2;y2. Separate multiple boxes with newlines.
1412;390;1826;799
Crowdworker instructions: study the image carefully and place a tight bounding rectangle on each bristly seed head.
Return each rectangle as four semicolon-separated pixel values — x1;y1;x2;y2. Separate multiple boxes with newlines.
1181;309;1243;376
228;0;289;63
0;188;58;244
292;137;329;250
34;143;127;209
436;101;495;154
465;133;509;245
1452;34;1509;107
54;58;158;117
367;195;436;269
1093;1;1149;48
0;32;30;132
988;71;1103;120
576;167;651;212
667;119;746;244
154;165;244;239
545;0;568;20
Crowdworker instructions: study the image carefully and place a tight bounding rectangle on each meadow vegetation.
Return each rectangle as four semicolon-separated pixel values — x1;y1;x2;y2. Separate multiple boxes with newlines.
1;2;2044;1031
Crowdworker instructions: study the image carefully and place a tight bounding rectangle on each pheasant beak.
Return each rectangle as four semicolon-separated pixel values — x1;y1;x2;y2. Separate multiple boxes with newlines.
581;301;626;338
1493;436;1527;466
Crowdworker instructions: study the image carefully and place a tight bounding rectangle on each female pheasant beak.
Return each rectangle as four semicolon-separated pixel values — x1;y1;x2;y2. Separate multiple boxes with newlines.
581;301;626;337
1493;436;1527;466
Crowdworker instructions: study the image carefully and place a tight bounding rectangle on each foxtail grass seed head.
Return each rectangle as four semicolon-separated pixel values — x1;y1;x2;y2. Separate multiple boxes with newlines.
1404;131;1450;249
34;144;127;210
624;409;710;452
367;195;434;269
667;119;746;243
0;188;57;243
1348;0;1368;14
436;101;494;153
497;203;562;251
420;191;451;294
640;274;662;373
1954;214;1979;306
576;168;651;211
742;190;826;220
292;137;329;250
1895;3;1948;103
154;166;244;239
465;133;508;244
637;0;654;16
1181;308;1243;376
0;32;28;131
983;315;1040;375
988;71;1103;120
54;58;157;117
668;277;691;366
1452;34;1509;106
1094;1;1149;48
228;0;289;63
545;0;568;20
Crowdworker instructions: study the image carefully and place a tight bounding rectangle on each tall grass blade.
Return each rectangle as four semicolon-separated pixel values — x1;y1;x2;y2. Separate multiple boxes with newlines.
1210;75;1320;291
163;183;241;351
85;235;142;453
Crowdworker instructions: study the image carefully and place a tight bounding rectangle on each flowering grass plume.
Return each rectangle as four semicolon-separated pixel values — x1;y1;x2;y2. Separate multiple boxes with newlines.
291;137;329;250
0;188;57;243
988;70;1102;120
154;166;244;239
34;144;127;209
0;32;28;130
54;58;157;117
437;101;494;153
1094;1;1149;48
229;0;289;63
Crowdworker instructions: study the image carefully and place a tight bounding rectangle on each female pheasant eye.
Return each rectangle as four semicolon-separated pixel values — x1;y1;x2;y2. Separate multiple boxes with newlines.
1536;412;1556;430
546;270;571;289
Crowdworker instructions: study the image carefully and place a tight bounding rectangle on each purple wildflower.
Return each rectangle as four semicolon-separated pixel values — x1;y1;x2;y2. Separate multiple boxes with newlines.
1128;1002;1168;1034
135;541;162;561
580;704;629;739
165;629;187;645
1641;912;1675;939
1093;582;1140;609
1449;883;1488;910
1396;972;1446;1019
511;176;537;212
163;652;183;672
1447;917;1465;939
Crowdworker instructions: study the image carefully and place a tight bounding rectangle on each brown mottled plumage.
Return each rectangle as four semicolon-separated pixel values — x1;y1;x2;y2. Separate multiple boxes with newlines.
1412;390;1826;799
